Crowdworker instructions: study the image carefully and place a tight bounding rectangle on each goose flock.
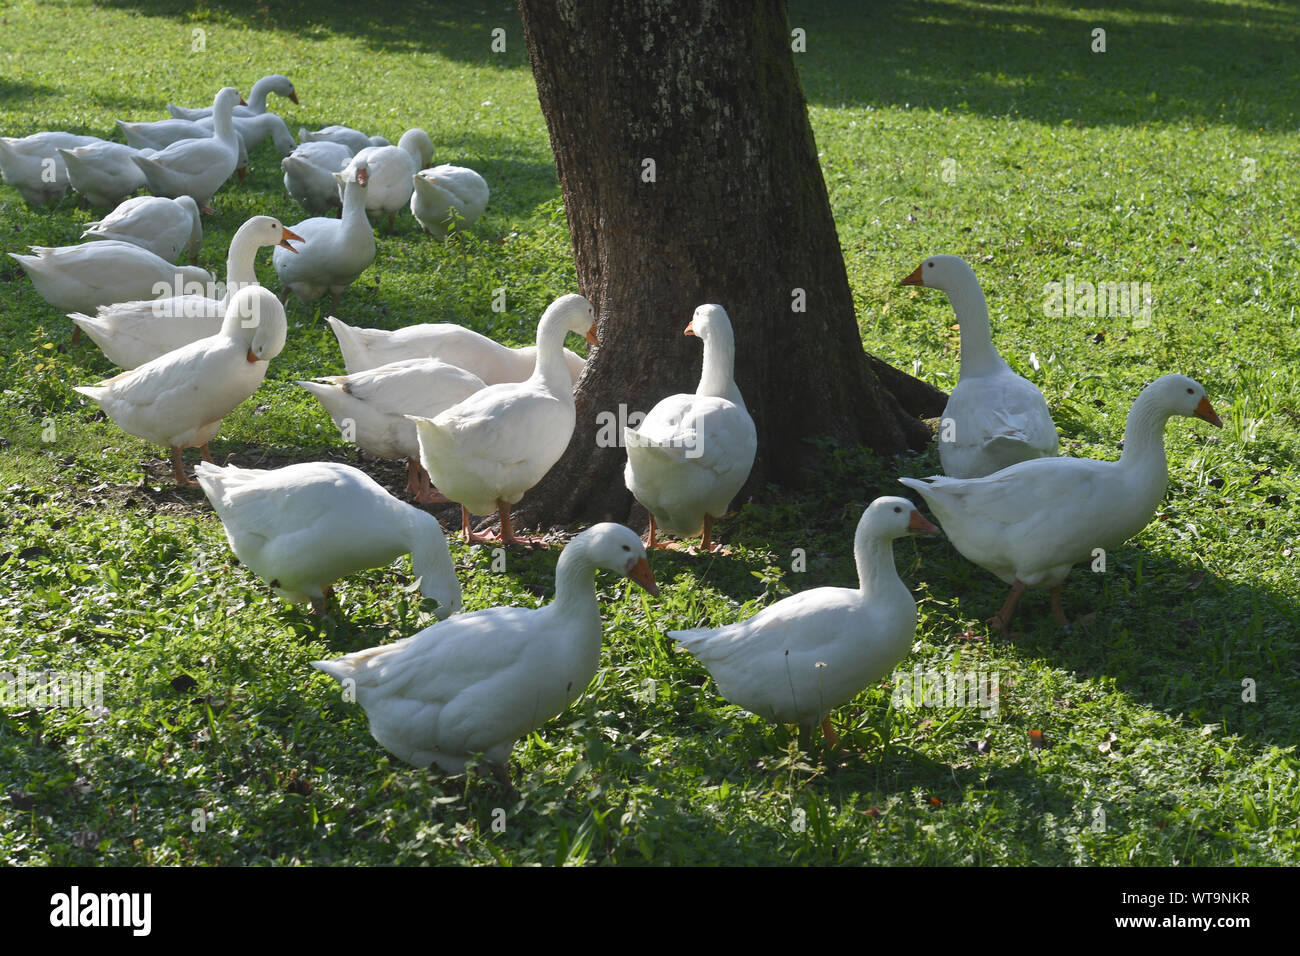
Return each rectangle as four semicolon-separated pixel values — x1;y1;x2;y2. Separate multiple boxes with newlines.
2;73;1224;784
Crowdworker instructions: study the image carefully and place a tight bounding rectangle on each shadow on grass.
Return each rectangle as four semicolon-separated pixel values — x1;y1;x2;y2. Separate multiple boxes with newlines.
792;0;1299;130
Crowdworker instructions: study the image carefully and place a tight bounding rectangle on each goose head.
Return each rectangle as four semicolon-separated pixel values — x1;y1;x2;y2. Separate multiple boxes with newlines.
224;286;287;363
541;292;599;347
267;74;298;104
861;495;940;540
1143;374;1223;427
900;254;976;292
684;303;733;342
397;128;435;169
569;523;658;595
237;214;304;254
212;86;247;113
333;162;369;189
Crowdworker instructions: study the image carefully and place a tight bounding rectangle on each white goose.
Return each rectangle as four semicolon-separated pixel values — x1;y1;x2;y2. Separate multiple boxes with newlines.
11;241;212;342
410;164;490;237
409;294;598;546
325;314;587;385
168;73;299;120
195;111;297;155
902;254;1058;478
312;522;657;779
273;164;375;312
72;286;287;486
130;87;244;212
299;125;389;155
671;497;936;746
624;304;756;553
117;117;250;173
341;128;434;229
81;195;204;264
298;358;486;503
71;216;302;370
57;140;150;209
0;131;100;206
900;374;1223;632
282;140;352;214
195;461;461;618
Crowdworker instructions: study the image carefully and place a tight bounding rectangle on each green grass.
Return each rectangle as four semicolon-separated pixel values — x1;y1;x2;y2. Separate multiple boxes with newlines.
1;0;1298;865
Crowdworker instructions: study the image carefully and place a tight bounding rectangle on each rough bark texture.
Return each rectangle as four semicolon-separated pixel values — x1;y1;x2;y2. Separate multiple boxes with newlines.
515;0;945;528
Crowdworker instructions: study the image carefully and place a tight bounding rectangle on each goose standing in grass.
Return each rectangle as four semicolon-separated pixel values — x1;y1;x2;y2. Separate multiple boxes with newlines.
57;140;150;209
273;164;375;313
299;125;390;154
410;164;489;237
899;374;1222;632
195;461;461;618
671;497;937;748
72;286;287;486
11;241;212;343
901;254;1058;478
282;140;352;214
80;195;204;263
298;358;486;503
168;73;299;120
312;522;656;781
194;110;297;155
409;294;598;546
71;215;301;369
325;314;587;384
129;87;244;212
624;304;756;553
0;131;100;206
341;128;435;229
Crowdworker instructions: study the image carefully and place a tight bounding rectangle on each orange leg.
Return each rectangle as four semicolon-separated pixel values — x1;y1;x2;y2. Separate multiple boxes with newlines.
70;326;82;346
1050;586;1069;628
497;502;540;548
820;717;841;749
646;514;660;550
199;443;214;463
171;447;198;487
988;580;1028;633
413;464;451;504
460;505;495;546
310;584;334;616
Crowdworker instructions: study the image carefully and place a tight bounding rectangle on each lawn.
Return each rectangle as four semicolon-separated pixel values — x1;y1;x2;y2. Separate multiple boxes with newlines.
0;0;1297;865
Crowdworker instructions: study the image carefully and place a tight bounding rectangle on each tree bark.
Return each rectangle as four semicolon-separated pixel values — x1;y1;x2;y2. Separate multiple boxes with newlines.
515;0;945;529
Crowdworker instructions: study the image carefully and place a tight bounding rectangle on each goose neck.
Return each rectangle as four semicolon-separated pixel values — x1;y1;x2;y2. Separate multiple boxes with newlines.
341;180;368;224
696;330;741;404
211;101;237;142
550;548;602;623
855;531;900;600
247;77;272;113
530;314;578;392
224;223;262;288
947;277;1005;378
1118;392;1173;478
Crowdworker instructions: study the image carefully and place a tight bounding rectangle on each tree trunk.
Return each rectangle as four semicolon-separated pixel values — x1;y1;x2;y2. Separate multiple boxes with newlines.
515;0;945;530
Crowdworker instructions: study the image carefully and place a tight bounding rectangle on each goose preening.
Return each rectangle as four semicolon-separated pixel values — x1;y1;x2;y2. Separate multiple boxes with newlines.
902;254;1058;478
900;374;1223;632
80;195;203;263
624;304;756;553
312;522;656;782
410;164;489;237
340;127;435;229
57;140;150;209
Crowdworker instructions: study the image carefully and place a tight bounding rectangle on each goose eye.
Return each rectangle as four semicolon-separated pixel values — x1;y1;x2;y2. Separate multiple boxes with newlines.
1186;388;1194;394
894;506;901;513
926;261;934;268
622;545;630;551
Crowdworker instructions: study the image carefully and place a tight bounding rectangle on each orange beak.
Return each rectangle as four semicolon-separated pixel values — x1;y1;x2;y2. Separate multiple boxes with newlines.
585;326;600;347
239;96;248;106
908;510;940;534
901;264;925;287
1194;396;1223;428
626;557;658;596
246;348;258;363
279;226;304;253
356;167;368;187
684;318;696;336
236;166;246;183
288;91;300;105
